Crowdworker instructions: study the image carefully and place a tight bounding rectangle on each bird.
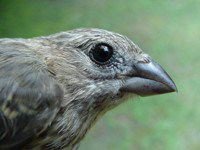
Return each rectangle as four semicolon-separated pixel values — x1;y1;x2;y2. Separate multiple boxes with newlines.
0;28;177;150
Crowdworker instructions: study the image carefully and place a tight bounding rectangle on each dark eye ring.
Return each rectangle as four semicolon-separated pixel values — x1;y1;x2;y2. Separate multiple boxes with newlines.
89;43;114;65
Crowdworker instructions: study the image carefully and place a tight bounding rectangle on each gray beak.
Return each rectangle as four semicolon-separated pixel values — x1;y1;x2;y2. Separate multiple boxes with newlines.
120;57;177;96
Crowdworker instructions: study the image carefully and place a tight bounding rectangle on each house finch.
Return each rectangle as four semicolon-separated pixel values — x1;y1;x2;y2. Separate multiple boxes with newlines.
0;28;177;149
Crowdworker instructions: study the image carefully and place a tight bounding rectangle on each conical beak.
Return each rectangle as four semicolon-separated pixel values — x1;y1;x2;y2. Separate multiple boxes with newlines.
120;57;177;96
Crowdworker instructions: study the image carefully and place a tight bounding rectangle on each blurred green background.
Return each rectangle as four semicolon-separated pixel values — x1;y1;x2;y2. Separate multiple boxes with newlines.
0;0;199;149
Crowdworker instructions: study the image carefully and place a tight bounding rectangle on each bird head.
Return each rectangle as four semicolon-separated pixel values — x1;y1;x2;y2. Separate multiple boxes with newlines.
50;28;177;112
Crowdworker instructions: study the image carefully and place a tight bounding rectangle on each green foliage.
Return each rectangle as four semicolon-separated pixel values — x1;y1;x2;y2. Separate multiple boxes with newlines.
0;0;199;149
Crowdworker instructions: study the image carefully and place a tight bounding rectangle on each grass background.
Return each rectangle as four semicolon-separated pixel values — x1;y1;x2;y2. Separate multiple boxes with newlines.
0;0;199;149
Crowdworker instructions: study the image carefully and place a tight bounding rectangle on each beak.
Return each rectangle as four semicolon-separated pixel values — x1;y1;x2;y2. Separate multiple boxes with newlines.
120;57;177;96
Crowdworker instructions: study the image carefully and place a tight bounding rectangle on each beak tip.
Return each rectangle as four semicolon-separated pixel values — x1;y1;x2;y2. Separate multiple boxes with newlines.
162;77;177;94
171;84;178;93
166;78;178;93
169;86;177;93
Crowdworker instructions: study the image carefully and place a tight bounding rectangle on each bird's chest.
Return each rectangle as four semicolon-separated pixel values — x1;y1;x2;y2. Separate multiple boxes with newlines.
31;109;100;149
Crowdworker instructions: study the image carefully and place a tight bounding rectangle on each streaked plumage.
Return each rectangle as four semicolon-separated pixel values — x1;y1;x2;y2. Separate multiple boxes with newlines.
0;28;177;149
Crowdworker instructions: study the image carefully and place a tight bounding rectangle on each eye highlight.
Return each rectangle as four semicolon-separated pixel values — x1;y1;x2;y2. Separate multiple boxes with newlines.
89;43;113;65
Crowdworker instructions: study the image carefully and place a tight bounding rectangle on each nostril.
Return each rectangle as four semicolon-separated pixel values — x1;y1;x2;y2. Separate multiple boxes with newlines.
143;57;150;63
137;57;150;64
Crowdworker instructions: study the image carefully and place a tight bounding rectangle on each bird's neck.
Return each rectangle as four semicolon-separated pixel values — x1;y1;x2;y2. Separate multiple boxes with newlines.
49;100;105;149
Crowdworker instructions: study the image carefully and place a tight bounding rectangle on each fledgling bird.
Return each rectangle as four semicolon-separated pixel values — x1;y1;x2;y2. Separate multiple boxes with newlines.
0;28;177;149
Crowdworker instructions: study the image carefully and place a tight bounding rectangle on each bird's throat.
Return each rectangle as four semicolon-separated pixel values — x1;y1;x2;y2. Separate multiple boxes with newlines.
45;101;105;149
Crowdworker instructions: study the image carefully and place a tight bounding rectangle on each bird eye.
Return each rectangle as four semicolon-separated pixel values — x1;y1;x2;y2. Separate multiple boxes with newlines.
89;43;113;65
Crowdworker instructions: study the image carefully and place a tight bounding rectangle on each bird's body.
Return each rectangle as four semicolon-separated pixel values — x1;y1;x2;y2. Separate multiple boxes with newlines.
0;29;177;149
0;34;101;149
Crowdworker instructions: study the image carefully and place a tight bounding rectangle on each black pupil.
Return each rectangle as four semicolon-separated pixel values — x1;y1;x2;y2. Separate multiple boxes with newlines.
91;43;113;64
